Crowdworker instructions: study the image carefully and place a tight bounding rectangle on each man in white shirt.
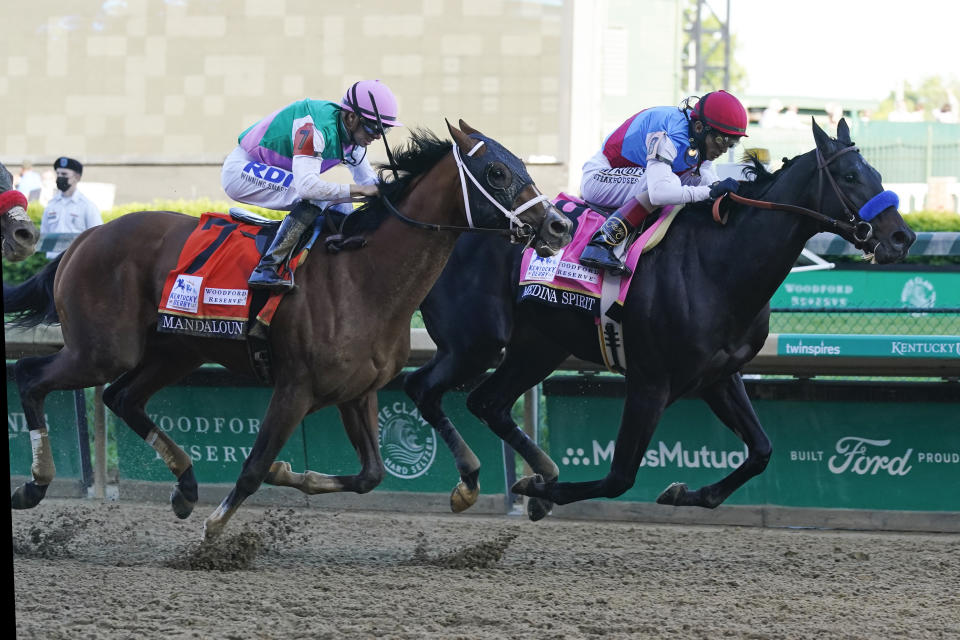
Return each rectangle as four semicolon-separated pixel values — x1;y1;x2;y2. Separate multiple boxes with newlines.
15;160;43;202
40;157;103;259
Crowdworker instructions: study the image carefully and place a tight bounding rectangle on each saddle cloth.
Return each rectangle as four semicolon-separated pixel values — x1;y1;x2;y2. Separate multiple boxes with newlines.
157;212;306;340
518;193;681;320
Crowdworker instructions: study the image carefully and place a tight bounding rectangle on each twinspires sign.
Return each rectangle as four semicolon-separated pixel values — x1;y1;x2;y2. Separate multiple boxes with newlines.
544;378;960;511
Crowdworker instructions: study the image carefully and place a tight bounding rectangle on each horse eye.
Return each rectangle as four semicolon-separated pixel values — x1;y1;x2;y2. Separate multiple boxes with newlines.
485;163;512;188
843;173;856;183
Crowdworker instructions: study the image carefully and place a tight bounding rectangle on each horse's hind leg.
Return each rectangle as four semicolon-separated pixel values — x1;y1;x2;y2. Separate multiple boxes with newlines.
656;373;772;508
12;351;126;509
101;347;204;519
265;392;386;495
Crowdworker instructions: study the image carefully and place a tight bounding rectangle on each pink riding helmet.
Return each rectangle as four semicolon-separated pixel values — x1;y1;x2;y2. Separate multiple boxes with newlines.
341;80;403;127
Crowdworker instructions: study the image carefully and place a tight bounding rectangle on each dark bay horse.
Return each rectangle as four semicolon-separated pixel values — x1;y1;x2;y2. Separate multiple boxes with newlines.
0;162;40;262
4;121;573;539
405;118;916;519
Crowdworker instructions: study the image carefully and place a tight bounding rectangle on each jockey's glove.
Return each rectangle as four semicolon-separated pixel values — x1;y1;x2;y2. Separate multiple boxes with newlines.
709;177;740;199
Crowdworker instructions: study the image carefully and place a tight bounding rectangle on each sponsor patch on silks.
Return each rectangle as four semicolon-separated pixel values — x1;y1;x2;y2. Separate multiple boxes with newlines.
517;193;679;318
157;212;297;340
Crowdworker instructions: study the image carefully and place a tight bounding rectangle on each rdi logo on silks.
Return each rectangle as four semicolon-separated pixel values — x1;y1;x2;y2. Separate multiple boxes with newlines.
377;401;437;479
166;275;203;313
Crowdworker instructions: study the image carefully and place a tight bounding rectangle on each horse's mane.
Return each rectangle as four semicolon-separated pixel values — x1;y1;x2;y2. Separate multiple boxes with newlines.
376;128;453;201
341;128;452;232
735;150;811;200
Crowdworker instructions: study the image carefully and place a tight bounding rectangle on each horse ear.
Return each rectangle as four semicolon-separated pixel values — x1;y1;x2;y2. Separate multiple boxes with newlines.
0;162;12;193
446;118;486;156
836;118;851;144
811;116;831;153
458;119;483;136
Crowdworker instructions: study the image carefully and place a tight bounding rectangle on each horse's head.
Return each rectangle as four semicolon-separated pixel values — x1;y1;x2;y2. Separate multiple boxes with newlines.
446;120;572;256
810;118;916;263
0;162;40;262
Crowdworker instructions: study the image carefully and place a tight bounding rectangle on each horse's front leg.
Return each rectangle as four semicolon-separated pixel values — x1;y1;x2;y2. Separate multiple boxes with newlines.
465;326;572;521
656;372;772;508
264;392;385;494
513;376;670;508
403;349;494;513
203;387;311;541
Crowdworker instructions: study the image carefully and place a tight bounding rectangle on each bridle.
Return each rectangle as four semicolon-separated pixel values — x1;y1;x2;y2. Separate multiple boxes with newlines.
379;138;552;245
712;144;897;250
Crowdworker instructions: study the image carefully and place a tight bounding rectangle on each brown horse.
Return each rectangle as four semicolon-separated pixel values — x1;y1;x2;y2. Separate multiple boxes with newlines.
0;162;40;262
5;121;573;539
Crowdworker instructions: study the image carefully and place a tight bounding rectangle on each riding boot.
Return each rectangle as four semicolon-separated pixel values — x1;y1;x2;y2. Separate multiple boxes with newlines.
579;197;651;277
247;201;321;292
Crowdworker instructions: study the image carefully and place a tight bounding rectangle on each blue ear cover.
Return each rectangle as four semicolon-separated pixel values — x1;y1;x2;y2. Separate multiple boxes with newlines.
858;190;899;221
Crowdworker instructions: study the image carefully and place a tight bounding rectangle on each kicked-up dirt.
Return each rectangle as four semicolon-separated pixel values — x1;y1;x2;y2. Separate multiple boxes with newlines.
11;498;960;639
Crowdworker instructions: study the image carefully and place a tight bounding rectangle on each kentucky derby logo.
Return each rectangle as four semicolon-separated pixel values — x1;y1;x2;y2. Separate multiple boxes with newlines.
166;275;203;313
901;276;936;311
378;401;437;479
523;252;563;281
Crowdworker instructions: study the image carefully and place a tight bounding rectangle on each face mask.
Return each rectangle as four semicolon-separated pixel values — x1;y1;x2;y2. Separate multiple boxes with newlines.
56;176;70;192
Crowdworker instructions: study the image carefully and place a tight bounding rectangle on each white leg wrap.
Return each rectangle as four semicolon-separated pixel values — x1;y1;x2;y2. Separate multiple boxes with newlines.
30;429;56;485
146;428;192;477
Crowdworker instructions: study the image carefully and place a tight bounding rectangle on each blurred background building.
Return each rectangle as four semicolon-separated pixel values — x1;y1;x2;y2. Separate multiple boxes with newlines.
2;0;958;212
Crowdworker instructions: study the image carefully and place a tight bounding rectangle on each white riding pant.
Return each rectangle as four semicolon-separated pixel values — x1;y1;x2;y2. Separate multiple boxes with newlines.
579;150;707;209
220;146;351;214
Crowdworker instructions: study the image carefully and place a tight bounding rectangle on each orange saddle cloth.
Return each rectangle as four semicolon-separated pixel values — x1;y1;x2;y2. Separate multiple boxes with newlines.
157;212;300;340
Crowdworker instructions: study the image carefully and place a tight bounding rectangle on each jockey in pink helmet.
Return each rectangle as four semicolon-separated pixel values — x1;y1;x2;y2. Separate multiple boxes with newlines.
221;79;403;291
578;90;749;276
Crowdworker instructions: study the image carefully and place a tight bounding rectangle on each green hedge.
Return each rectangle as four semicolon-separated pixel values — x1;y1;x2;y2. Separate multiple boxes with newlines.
4;201;960;287
4;200;284;285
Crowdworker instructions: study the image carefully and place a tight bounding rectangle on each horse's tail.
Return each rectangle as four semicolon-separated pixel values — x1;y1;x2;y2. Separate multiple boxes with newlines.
3;255;62;327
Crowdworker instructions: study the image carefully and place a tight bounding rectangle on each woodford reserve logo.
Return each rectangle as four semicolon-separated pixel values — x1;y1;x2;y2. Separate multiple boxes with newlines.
377;401;437;479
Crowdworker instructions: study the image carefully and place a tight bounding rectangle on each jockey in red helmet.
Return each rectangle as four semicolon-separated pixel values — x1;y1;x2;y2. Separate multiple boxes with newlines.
579;90;748;276
221;79;403;291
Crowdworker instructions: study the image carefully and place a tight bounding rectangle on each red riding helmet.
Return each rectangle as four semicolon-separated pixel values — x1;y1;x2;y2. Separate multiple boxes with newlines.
691;90;748;136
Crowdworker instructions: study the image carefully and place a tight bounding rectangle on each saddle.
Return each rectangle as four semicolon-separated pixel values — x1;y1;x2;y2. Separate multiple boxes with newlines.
227;204;374;255
519;194;684;373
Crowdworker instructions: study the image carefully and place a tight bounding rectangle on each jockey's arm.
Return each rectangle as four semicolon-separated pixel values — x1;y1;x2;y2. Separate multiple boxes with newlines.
695;161;719;186
290;122;372;201
645;159;712;206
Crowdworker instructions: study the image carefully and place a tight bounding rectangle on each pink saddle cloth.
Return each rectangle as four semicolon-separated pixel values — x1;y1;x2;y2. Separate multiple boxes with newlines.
518;193;674;318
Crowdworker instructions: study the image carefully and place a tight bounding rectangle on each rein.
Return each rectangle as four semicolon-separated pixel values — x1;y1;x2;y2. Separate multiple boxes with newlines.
378;139;550;243
711;144;882;247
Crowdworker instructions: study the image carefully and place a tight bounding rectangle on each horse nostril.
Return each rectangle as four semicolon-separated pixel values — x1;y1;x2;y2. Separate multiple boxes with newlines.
891;229;913;250
549;219;570;236
14;228;37;244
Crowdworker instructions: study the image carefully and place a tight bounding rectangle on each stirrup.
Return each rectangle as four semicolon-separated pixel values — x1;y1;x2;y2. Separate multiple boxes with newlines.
580;253;630;277
248;267;294;292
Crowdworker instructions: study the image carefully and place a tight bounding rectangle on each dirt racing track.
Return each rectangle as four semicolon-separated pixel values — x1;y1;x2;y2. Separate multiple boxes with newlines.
11;498;960;639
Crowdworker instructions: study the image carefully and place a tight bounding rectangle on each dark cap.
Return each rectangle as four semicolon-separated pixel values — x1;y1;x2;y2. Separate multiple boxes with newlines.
54;157;83;175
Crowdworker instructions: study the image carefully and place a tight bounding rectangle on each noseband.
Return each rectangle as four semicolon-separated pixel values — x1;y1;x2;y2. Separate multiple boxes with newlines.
712;145;899;249
379;140;551;244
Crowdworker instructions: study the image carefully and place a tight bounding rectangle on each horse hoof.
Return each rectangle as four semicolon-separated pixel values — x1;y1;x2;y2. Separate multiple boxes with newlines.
450;480;480;513
265;460;292;485
170;467;198;519
656;482;688;506
202;517;223;542
170;488;196;520
10;481;48;510
526;497;553;522
511;474;543;496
